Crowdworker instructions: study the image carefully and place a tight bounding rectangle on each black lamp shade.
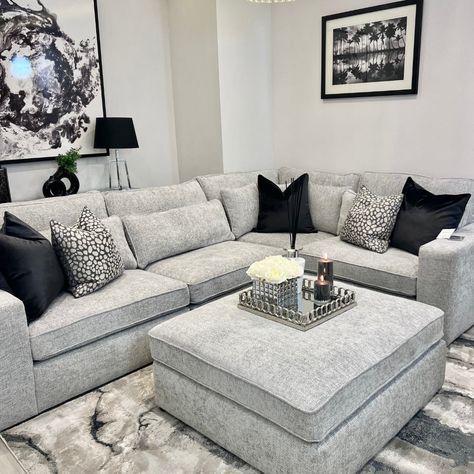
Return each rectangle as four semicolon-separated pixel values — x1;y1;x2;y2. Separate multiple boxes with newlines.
94;117;139;149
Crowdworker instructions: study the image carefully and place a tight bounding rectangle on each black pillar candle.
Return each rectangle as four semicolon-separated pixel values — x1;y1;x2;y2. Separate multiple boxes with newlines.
318;254;334;287
315;275;331;304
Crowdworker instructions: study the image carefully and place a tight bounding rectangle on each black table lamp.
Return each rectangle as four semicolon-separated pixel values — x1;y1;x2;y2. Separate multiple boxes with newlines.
94;117;139;190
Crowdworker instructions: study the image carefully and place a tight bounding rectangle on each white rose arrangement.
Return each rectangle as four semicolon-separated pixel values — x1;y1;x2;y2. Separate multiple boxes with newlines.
247;255;303;285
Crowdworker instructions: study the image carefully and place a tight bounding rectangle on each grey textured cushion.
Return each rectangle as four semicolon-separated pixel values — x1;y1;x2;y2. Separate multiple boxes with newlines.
147;241;277;304
0;291;38;431
360;171;474;226
279;167;360;191
0;191;107;231
154;342;445;474
337;189;357;235
103;180;207;218
301;237;419;296
238;231;333;249
149;288;444;443
123;200;235;269
197;170;278;201
29;270;189;361
101;216;137;270
221;184;259;239
309;183;350;234
340;186;403;253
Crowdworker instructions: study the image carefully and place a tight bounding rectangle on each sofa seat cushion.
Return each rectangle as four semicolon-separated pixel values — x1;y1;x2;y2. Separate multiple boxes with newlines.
147;241;278;304
238;231;333;249
149;289;444;442
29;270;189;361
301;237;419;297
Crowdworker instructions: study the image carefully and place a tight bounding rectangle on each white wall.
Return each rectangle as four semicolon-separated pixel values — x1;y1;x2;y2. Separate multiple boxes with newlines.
168;0;224;182
272;0;474;179
5;0;179;202
216;0;273;173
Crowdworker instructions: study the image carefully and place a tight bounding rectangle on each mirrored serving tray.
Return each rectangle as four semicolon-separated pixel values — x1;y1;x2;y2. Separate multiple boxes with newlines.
238;278;356;331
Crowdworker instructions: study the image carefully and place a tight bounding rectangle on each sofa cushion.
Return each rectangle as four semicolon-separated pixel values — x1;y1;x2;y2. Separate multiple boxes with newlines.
123;200;234;269
29;270;189;361
340;186;403;254
147;241;277;304
101;216;137;270
51;207;124;298
197;170;278;201
0;191;107;231
256;174;315;234
301;237;419;297
360;172;474;226
309;183;351;234
279;167;359;191
103;180;207;218
238;231;333;249
390;177;471;256
149;288;443;442
221;184;259;239
40;215;137;270
337;190;357;235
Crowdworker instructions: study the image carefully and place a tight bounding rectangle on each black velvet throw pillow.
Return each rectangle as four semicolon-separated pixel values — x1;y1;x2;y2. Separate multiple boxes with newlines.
0;273;11;293
256;174;316;233
391;178;471;255
0;212;65;323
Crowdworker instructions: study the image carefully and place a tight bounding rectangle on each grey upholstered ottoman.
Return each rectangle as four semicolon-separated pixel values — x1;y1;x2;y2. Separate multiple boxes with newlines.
149;285;446;474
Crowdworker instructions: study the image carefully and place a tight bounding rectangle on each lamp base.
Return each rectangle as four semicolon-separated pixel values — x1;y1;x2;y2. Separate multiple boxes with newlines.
109;150;132;191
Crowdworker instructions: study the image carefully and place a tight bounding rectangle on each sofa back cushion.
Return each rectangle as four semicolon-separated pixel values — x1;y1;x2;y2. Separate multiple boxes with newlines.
0;192;107;231
309;183;351;235
278;167;360;191
197;170;278;201
122;200;235;268
221;184;259;239
103;180;207;218
360;172;474;226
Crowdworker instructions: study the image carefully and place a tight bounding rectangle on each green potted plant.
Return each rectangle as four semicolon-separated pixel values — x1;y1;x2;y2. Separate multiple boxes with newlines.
43;148;81;198
56;148;81;175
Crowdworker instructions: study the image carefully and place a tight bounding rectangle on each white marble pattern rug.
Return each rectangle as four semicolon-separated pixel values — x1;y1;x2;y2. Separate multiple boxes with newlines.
3;329;473;474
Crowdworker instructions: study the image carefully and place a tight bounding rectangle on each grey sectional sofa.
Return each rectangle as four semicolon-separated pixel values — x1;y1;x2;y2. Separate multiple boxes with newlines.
0;167;472;431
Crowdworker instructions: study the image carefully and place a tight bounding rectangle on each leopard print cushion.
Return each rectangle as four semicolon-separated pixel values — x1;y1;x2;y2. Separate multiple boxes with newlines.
51;206;124;298
340;186;403;253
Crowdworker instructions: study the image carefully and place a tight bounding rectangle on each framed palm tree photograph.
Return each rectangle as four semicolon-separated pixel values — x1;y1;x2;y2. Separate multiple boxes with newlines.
321;0;423;99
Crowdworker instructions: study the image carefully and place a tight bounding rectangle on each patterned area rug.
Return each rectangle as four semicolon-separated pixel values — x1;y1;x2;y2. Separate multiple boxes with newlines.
3;329;473;474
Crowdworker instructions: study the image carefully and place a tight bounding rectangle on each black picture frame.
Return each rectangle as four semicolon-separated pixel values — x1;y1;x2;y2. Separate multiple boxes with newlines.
0;0;108;164
0;167;12;203
321;0;423;99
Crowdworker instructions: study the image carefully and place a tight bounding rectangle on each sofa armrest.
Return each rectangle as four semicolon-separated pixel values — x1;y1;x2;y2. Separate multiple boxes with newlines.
0;291;37;430
417;224;474;344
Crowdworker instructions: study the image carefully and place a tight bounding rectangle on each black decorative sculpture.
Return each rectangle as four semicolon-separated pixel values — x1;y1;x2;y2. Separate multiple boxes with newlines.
43;167;80;198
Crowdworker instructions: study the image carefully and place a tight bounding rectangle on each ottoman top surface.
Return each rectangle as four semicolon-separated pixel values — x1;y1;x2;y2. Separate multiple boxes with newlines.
149;284;444;442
